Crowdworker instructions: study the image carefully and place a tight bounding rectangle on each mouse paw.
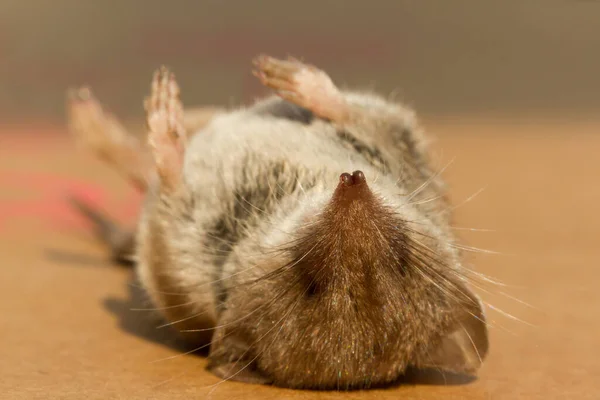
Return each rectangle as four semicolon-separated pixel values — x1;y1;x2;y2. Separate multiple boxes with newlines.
67;87;129;157
146;67;187;192
67;87;148;190
252;54;348;122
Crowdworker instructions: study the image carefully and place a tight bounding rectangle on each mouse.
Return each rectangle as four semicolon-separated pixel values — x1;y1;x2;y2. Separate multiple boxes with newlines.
66;54;489;390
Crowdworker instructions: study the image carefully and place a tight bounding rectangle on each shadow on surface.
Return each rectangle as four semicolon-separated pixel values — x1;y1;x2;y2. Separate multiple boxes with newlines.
102;278;207;354
396;367;477;386
44;248;110;268
103;279;477;390
46;247;476;389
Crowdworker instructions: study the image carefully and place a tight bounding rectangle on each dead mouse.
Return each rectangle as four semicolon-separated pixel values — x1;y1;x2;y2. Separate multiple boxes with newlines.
66;54;489;390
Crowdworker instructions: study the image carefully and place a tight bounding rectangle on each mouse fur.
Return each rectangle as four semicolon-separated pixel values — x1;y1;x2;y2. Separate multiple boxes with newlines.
68;55;488;390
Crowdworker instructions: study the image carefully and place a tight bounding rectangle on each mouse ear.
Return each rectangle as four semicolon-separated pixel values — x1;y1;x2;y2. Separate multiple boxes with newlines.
415;280;489;375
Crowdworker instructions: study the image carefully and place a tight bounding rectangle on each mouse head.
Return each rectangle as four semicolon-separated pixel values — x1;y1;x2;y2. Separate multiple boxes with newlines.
208;170;489;389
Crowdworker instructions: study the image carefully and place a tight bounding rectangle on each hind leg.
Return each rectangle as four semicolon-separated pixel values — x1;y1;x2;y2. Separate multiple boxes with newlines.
67;87;152;192
68;89;222;193
67;68;194;261
67;69;217;262
66;89;147;264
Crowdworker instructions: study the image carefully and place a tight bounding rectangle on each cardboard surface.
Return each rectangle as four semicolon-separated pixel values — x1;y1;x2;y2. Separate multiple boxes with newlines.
1;2;599;398
2;118;599;399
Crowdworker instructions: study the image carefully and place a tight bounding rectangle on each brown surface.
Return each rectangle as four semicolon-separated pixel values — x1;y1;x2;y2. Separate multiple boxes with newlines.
2;2;599;398
2;118;599;399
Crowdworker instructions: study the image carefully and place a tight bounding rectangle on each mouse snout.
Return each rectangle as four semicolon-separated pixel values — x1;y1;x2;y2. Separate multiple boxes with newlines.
333;170;372;207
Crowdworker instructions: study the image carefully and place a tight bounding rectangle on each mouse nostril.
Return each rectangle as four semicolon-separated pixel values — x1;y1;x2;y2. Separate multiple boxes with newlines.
352;170;366;185
334;170;372;204
339;171;367;186
339;172;353;186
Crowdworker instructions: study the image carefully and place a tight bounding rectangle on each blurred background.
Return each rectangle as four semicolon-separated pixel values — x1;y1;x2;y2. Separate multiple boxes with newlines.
2;2;600;398
1;0;599;124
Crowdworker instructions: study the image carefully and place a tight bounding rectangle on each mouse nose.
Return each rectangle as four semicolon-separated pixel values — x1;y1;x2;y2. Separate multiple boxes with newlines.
339;170;366;186
333;170;372;206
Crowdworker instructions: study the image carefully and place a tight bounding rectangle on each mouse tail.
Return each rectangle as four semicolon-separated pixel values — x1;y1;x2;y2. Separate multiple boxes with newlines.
68;195;136;266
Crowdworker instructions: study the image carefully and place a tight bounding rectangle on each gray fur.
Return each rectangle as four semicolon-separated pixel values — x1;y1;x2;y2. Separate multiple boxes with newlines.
135;91;488;389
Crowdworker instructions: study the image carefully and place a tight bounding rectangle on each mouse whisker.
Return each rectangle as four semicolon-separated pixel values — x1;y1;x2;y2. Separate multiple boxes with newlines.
404;194;446;207
130;299;204;312
460;322;484;365
403;240;524;337
406;226;534;333
403;157;455;203
449;225;496;232
149;340;213;364
150;276;303;367
449;243;504;256
180;243;319;333
296;176;307;195
496;290;539;310
135;228;317;298
449;185;488;212
205;254;322;393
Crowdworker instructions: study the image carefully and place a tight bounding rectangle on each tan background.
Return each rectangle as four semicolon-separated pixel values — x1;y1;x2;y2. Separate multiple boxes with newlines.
1;0;599;121
1;1;599;399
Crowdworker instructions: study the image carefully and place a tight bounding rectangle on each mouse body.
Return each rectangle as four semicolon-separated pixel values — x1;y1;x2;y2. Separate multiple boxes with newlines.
67;55;488;390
